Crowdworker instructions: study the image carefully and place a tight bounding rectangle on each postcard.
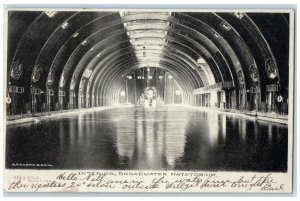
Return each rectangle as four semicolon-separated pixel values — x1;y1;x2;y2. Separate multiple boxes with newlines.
3;8;295;193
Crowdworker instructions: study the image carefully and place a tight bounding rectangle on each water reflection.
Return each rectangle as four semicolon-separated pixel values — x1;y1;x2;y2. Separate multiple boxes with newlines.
6;106;288;172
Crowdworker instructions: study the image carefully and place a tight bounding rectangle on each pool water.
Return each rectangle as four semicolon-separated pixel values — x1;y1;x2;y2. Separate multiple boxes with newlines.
6;106;288;172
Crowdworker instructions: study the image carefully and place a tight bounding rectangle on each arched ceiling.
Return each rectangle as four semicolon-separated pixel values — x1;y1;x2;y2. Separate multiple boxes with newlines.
7;10;287;107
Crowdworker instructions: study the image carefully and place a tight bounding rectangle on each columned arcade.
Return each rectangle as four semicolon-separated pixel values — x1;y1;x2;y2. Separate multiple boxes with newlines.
7;11;289;116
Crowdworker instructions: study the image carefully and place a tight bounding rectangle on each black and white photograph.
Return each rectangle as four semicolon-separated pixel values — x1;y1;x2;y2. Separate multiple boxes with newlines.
3;8;295;193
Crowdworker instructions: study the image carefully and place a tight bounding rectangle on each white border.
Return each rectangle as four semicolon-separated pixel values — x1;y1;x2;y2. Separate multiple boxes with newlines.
0;0;298;200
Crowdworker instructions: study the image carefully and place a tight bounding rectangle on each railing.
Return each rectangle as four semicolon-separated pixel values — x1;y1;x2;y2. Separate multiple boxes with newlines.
193;102;288;119
6;106;83;121
6;102;288;121
193;81;234;94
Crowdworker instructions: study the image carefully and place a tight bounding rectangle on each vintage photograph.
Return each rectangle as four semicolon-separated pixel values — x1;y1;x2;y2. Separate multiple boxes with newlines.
3;8;294;192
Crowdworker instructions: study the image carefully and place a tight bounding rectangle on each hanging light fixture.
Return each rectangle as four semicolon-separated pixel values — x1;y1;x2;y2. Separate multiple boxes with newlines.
72;32;79;38
175;90;181;95
81;40;88;45
45;11;58;18
120;90;126;96
61;22;69;29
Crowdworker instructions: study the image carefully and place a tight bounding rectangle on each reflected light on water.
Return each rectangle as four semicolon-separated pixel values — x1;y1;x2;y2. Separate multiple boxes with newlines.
116;113;135;160
6;106;288;172
207;112;219;146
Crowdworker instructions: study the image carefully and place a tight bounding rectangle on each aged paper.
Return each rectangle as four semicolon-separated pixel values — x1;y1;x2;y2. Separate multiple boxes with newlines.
3;8;295;193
